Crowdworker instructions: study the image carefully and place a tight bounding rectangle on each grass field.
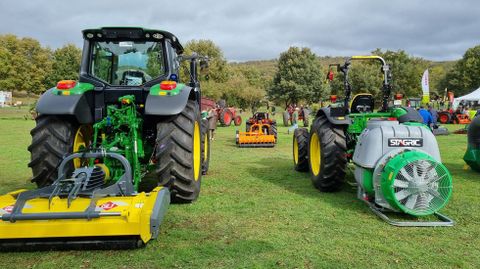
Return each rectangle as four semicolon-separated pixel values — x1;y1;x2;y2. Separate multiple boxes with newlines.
0;113;479;269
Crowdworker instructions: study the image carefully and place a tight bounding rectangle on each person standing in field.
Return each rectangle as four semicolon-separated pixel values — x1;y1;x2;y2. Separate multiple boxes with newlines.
207;108;218;140
288;107;299;134
428;105;438;124
418;106;433;129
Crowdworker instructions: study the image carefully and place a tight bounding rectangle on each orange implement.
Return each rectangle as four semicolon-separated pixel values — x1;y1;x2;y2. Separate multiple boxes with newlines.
236;123;276;148
456;114;471;124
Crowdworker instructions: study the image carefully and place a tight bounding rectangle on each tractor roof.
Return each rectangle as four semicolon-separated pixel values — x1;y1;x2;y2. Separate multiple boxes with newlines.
82;27;184;54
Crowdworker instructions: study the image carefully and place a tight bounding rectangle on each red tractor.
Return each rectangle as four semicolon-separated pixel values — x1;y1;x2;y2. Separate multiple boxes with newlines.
438;109;471;124
201;97;242;126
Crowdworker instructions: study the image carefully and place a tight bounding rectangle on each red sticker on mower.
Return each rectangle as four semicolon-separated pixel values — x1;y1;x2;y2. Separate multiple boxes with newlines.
2;205;14;213
99;201;118;211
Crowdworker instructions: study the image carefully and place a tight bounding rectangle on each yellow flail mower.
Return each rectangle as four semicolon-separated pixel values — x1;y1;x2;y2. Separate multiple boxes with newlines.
0;27;210;249
236;112;277;148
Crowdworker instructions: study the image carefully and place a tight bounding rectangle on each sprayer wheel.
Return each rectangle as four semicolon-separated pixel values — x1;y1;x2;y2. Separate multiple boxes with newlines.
28;115;78;187
308;114;347;192
155;100;202;203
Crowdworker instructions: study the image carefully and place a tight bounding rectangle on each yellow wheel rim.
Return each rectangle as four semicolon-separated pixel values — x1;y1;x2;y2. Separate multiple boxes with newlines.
73;125;92;168
193;121;201;181
309;132;321;176
204;132;209;164
293;136;299;164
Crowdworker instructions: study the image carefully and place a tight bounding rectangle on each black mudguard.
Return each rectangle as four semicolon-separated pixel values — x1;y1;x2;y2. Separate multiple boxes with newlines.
36;88;93;124
144;86;197;116
316;107;351;125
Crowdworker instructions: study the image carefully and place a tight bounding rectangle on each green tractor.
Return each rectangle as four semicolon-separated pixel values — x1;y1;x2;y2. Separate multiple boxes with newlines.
293;56;454;226
0;27;210;248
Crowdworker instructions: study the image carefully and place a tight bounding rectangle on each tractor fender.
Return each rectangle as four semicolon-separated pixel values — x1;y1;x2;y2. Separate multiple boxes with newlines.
316;107;351;125
36;88;93;124
144;86;197;116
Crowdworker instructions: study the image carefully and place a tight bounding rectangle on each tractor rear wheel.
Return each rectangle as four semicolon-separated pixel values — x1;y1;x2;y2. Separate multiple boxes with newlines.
308;114;347;192
438;112;451;124
201;119;210;175
245;123;251;132
219;109;233;126
283;111;290;126
234;115;242;126
271;122;278;142
293;128;309;172
28;115;87;187
155;100;202;203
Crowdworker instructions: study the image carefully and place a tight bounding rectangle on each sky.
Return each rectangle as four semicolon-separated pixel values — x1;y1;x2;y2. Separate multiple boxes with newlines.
0;0;478;62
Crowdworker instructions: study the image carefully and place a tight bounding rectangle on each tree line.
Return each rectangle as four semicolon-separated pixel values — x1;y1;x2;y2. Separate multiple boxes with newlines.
0;34;81;95
0;33;478;111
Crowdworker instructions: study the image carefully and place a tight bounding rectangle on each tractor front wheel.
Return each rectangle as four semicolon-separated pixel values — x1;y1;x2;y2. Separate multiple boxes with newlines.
308;114;347;192
293;128;309;171
234;115;242;126
155;100;202;203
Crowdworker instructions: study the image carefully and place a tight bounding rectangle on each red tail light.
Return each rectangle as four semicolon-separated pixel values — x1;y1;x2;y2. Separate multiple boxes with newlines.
56;80;76;90
160;81;176;90
330;95;337;103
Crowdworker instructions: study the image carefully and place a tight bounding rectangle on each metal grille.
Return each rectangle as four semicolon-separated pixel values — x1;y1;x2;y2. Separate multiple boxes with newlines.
393;159;451;215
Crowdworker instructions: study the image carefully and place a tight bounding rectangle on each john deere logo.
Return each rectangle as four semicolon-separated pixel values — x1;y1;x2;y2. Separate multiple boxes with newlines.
388;138;423;147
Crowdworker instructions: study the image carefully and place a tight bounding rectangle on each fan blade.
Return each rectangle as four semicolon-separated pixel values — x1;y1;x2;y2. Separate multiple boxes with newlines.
400;168;414;182
395;189;411;201
393;179;409;188
404;194;418;209
427;188;442;199
427;172;448;183
413;164;420;179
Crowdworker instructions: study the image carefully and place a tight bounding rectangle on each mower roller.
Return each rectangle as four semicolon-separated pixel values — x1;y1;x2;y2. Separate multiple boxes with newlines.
293;56;454;226
464;115;480;172
0;27;210;249
236;112;277;147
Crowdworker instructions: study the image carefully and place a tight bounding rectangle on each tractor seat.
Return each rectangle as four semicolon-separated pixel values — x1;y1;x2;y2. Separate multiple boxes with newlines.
351;94;374;113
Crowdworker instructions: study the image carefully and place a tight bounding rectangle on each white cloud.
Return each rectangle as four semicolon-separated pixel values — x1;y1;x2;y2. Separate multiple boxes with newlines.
0;0;478;61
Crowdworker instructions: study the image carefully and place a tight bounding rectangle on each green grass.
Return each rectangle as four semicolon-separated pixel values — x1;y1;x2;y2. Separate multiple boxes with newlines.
0;116;479;269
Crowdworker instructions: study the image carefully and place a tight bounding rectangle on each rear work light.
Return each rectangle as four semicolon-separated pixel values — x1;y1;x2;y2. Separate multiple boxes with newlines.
160;81;176;90
57;80;77;90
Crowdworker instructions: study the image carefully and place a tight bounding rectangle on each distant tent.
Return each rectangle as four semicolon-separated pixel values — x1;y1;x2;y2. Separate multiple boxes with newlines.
452;87;480;109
